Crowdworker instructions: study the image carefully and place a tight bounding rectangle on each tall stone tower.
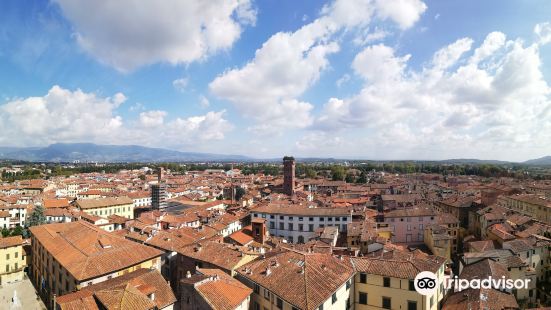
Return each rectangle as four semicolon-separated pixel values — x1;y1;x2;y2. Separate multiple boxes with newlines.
283;156;295;196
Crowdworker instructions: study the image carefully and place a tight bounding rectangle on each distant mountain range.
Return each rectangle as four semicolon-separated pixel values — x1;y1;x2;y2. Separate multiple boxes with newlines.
0;143;251;162
437;158;514;165
0;143;550;165
522;156;551;165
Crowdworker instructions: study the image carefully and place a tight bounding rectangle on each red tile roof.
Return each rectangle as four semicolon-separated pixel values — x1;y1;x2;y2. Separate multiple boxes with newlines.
57;268;176;310
0;235;23;249
195;268;252;310
238;250;354;310
443;288;518;310
30;221;162;281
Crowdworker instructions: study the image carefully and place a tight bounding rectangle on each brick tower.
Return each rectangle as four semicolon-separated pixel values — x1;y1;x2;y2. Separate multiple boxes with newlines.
283;156;295;196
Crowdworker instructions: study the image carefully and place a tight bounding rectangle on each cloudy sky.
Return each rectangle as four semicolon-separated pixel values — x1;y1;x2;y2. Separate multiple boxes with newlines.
1;0;550;161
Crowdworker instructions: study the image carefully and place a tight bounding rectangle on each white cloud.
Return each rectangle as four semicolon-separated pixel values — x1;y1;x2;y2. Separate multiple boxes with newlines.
295;131;343;151
535;22;551;45
247;99;314;135
209;23;340;132
0;85;124;146
166;111;232;141
353;27;391;46
431;37;473;70
469;31;506;65
336;74;350;88
210;0;427;134
0;86;232;148
139;110;166;128
54;0;256;72
129;102;145;111
199;95;210;108
314;30;551;161
352;44;410;83
373;0;427;29
172;78;189;92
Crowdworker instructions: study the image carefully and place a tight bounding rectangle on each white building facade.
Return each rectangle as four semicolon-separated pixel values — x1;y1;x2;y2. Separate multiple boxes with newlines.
251;206;352;244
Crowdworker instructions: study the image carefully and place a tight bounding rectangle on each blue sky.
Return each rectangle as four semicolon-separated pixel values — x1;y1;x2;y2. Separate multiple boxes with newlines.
0;0;550;161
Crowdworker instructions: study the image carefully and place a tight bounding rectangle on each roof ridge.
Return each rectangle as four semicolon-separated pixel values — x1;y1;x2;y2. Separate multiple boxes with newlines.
217;277;251;291
196;283;225;310
302;254;310;310
56;224;99;279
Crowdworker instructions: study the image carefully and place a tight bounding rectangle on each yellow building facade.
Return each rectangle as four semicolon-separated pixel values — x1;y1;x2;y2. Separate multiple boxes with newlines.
0;236;26;285
29;221;163;309
498;195;551;224
76;196;134;219
424;225;452;262
352;256;447;310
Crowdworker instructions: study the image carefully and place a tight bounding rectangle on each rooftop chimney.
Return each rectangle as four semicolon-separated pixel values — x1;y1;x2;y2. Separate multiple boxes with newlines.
252;219;267;245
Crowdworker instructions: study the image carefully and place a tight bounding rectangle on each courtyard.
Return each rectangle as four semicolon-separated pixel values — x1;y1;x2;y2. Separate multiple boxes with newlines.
0;276;46;310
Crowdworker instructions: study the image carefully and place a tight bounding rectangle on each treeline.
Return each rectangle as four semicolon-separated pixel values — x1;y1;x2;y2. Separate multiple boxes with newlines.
50;163;145;176
1;168;42;181
352;162;523;178
238;162;535;181
1;161;547;182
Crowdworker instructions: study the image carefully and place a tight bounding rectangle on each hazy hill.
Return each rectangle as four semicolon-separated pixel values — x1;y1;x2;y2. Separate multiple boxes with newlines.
523;156;551;165
0;143;251;162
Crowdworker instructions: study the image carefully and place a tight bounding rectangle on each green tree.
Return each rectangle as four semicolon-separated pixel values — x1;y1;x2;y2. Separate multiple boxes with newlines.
345;174;355;183
11;225;25;237
331;166;346;181
235;187;246;201
356;172;367;184
1;227;9;237
28;205;46;227
305;166;317;178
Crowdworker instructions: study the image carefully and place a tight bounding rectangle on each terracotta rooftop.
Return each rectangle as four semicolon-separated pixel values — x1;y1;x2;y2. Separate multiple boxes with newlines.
488;224;515;241
443;288;518;310
144;227;211;252
384;205;437;218
178;241;254;272
194;268;253;310
466;240;497;253
76;196;133;210
43;198;70;209
253;204;351;216
237;250;354;310
506;194;551;207
351;253;445;279
29;221;162;281
503;238;539;254
460;258;510;281
228;230;254;246
56;268;176;310
437;212;460;224
0;235;23;249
